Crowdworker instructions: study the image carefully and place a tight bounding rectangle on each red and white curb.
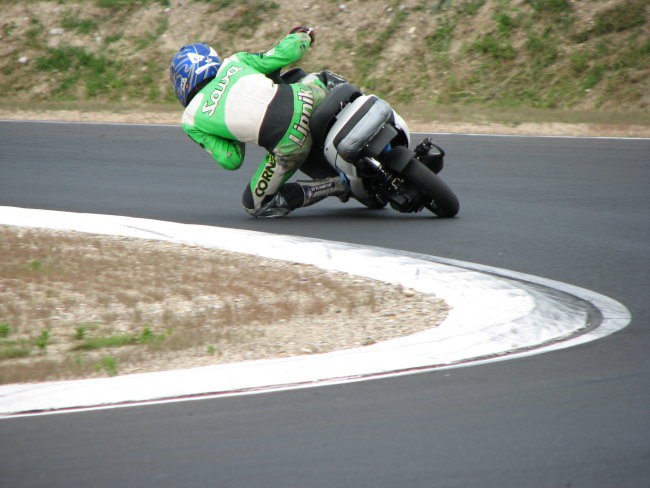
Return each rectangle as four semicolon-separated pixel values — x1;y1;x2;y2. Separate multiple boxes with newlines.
0;207;631;417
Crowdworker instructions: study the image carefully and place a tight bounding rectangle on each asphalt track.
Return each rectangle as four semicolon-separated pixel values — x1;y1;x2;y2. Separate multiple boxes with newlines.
0;121;649;487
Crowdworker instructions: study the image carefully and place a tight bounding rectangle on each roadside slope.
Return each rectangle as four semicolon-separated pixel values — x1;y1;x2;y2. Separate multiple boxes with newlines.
1;0;647;129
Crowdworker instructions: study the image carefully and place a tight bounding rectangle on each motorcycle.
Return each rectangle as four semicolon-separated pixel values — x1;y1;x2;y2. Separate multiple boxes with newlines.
280;69;460;218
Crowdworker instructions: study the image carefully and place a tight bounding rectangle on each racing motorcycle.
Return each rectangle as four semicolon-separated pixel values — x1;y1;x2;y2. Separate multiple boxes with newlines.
280;69;460;218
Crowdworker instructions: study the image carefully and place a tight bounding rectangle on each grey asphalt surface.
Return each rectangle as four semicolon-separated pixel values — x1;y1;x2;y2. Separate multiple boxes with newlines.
0;121;649;487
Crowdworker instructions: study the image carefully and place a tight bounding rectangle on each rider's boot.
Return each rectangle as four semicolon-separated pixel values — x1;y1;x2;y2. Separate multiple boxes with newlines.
284;174;351;209
247;175;350;218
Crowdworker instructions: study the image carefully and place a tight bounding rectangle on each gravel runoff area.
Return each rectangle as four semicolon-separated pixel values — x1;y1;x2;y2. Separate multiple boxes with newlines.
0;226;448;384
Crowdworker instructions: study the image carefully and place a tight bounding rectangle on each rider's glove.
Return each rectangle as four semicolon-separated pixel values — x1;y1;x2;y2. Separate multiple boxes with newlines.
290;26;316;46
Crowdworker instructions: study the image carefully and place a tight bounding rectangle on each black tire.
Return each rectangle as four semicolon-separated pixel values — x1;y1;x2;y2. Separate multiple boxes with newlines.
381;145;412;173
403;159;460;218
354;193;388;209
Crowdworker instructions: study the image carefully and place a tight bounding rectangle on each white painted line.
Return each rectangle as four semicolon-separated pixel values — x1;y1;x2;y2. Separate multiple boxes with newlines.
0;119;180;129
1;119;647;140
0;207;631;417
413;131;650;141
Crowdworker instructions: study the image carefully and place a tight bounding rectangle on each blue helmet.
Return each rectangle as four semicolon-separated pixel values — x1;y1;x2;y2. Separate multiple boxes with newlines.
169;43;221;107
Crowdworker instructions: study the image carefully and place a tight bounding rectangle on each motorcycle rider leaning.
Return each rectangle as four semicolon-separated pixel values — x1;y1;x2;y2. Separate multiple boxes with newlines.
169;26;350;218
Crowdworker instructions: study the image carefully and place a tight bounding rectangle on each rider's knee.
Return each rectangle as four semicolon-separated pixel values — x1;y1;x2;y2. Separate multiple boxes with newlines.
241;185;289;218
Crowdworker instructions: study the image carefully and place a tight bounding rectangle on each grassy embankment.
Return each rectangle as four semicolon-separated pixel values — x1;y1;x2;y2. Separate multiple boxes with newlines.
0;0;648;127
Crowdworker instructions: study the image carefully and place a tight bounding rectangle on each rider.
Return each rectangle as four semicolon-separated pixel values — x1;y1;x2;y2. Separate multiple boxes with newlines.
169;26;350;218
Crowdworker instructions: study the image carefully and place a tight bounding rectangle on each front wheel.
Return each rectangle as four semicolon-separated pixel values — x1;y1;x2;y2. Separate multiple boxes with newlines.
402;159;460;218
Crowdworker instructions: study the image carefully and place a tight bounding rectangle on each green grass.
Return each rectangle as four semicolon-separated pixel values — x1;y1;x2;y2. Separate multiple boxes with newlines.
221;0;279;34
426;17;456;53
495;11;516;36
0;347;31;360
104;32;123;44
412;0;649;111
591;0;646;36
569;52;589;74
73;333;140;350
0;324;168;365
192;0;236;5
354;1;409;87
0;326;50;360
574;0;646;43
135;16;168;50
527;0;571;15
35;329;50;350
74;325;88;340
3;21;17;37
62;12;98;34
1;332;27;358
73;327;166;351
25;17;44;48
471;33;516;60
97;355;118;376
28;259;43;272
526;29;558;67
1;0;648;118
457;0;485;16
96;0;168;8
37;46;104;72
36;46;126;99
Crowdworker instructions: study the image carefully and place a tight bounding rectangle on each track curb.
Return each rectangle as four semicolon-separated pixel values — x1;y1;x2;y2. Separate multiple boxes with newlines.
0;207;631;417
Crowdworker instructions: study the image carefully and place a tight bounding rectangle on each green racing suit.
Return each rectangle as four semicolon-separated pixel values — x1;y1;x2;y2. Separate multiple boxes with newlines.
181;32;348;217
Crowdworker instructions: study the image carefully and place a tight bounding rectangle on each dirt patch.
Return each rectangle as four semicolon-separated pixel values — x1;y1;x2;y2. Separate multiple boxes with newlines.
0;225;448;384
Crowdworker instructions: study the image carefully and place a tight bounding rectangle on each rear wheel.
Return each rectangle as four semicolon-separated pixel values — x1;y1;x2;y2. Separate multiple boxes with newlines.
382;146;459;217
402;159;459;218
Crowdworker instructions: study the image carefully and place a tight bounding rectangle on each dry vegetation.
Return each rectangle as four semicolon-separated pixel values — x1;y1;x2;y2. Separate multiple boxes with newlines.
0;225;448;384
0;0;648;132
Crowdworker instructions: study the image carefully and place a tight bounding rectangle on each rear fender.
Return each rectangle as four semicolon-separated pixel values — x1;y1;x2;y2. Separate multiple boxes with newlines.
392;111;411;148
381;145;414;174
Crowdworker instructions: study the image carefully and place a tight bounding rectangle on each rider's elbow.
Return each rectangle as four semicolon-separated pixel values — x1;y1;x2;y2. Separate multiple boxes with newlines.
216;152;244;170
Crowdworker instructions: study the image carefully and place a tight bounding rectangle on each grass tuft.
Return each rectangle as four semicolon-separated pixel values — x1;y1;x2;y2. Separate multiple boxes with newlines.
72;327;163;351
62;12;98;34
97;355;118;376
0;347;31;360
35;329;50;350
591;0;646;36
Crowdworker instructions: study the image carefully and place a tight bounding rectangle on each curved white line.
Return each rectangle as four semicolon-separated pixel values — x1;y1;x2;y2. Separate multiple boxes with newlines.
0;208;631;417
